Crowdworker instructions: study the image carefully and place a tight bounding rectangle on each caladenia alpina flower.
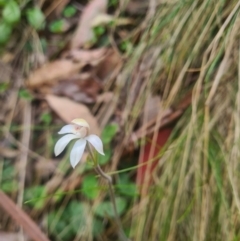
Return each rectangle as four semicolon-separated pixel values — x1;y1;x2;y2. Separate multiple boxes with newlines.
54;118;104;168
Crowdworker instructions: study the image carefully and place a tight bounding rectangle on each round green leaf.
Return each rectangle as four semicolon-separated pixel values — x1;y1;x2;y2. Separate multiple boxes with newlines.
3;1;21;24
117;183;139;197
82;175;99;200
94;197;127;218
63;5;77;18
49;19;65;33
26;7;45;30
68;201;90;233
101;124;118;144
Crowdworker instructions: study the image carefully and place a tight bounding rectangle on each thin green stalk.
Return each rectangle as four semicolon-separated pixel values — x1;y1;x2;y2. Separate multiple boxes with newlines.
87;144;130;241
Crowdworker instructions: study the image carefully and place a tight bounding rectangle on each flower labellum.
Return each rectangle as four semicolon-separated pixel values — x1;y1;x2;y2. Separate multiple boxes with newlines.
54;118;104;168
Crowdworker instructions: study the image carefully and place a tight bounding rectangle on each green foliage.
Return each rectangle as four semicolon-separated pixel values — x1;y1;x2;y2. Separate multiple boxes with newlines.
109;0;118;7
92;218;104;237
0;82;9;92
0;22;12;44
40;112;52;125
117;173;139;197
48;201;104;240
98;149;112;165
120;40;133;54
68;201;90;233
1;162;17;193
82;175;99;200
0;0;7;6
94;197;127;217
26;7;45;30
3;1;21;24
40;38;47;53
63;5;77;18
49;19;65;33
24;185;46;209
101;123;118;144
93;26;106;37
48;209;74;241
19;89;33;101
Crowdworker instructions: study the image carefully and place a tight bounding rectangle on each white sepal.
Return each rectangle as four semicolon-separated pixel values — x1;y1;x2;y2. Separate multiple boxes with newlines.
70;139;87;168
58;124;74;134
86;134;104;155
54;134;78;156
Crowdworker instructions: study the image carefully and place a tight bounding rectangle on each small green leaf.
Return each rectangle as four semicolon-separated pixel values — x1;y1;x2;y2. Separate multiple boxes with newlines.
94;197;127;217
48;210;71;236
26;7;45;30
68;201;90;233
40;38;47;52
3;1;21;24
1;180;18;192
63;5;77;18
117;173;139;197
19;89;33;101
0;22;12;44
109;0;118;7
24;186;46;209
0;82;9;92
93;26;105;36
49;19;65;33
2;163;15;180
82;175;99;200
101;124;118;144
98;149;111;165
40;112;52;125
2;161;17;194
92;218;104;237
117;183;139;197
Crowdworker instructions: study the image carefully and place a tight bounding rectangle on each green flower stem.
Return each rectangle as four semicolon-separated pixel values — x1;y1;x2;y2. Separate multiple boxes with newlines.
87;144;130;241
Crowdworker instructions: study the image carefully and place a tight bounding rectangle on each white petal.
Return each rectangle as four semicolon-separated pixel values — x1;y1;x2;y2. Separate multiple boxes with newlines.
54;134;79;156
70;139;87;168
86;135;104;155
58;124;75;134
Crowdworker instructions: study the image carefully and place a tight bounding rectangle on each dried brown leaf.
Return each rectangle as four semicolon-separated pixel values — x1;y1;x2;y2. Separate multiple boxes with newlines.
64;48;107;63
70;0;108;49
0;191;50;241
35;159;58;179
27;59;84;88
96;92;113;103
46;95;100;135
0;147;18;158
96;49;122;79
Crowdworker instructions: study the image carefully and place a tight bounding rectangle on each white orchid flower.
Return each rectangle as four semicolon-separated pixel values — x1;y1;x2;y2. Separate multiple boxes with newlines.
54;118;104;168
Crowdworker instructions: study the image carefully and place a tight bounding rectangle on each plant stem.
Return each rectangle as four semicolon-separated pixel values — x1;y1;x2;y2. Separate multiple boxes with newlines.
87;144;130;241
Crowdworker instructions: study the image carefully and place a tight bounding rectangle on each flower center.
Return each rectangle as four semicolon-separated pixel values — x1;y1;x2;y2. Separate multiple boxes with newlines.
73;125;88;138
